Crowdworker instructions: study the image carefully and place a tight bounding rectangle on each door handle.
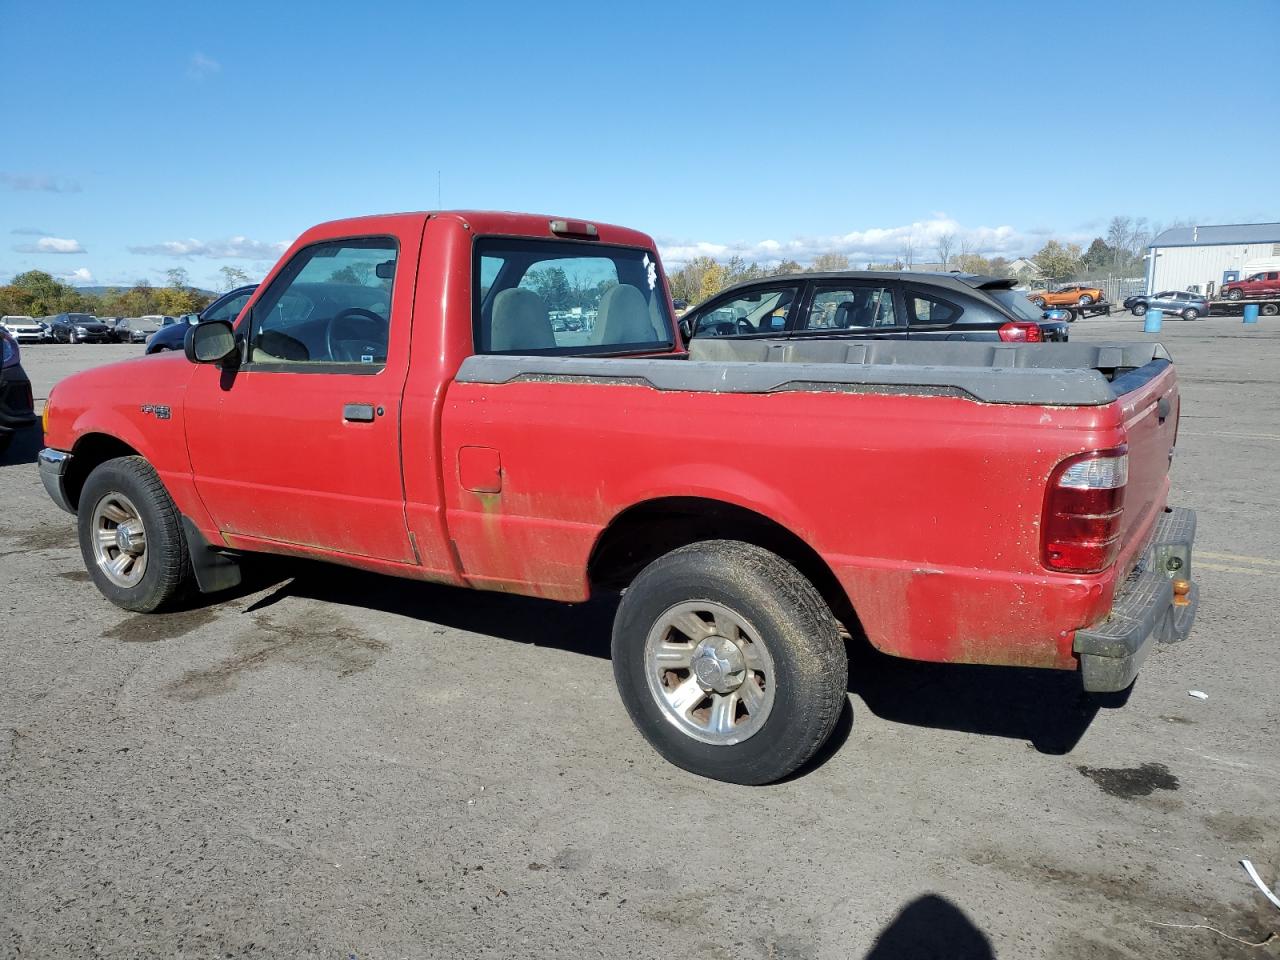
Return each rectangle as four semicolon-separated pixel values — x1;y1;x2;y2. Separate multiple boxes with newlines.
343;403;376;423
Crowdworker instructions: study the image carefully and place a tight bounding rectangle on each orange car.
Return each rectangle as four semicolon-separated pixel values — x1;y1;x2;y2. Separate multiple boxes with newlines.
1028;284;1104;308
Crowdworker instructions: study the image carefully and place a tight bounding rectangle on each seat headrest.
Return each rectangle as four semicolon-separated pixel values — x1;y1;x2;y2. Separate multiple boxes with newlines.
490;288;554;352
593;284;656;346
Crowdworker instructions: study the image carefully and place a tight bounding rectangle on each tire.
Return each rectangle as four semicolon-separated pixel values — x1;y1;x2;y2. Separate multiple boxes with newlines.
612;540;847;785
1182;308;1200;321
1227;288;1244;301
1132;304;1147;316
1078;294;1094;305
1261;303;1279;317
77;456;194;612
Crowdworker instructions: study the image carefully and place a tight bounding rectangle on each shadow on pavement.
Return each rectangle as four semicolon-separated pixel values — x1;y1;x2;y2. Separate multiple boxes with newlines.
864;894;994;960
847;639;1108;755
216;557;1107;757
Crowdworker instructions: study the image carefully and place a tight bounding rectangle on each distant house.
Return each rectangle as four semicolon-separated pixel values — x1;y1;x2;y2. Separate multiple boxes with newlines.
1006;257;1042;281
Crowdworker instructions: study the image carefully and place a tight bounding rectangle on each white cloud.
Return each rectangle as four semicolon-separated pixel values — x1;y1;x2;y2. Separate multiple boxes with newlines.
13;236;86;254
59;268;94;284
128;236;288;260
188;52;221;78
0;172;81;193
657;216;1090;269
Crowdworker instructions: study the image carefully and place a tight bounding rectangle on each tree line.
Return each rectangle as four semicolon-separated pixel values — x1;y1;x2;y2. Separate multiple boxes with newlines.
0;265;257;320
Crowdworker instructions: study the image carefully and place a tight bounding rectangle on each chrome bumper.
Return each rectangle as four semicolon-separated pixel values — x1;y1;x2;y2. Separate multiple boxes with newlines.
38;448;75;513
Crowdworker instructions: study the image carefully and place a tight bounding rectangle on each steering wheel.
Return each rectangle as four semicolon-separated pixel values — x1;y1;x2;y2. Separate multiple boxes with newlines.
325;307;388;363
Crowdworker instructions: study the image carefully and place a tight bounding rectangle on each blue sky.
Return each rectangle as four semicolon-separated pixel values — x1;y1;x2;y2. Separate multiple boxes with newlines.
2;0;1276;289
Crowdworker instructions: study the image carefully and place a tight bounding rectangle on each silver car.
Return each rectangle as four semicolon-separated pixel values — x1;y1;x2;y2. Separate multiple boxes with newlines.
1125;290;1209;321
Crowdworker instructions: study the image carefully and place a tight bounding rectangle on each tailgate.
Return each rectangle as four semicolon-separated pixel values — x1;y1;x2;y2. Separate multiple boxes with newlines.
1113;362;1179;562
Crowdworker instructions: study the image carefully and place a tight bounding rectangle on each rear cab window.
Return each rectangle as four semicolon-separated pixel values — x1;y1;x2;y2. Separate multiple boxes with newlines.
474;238;673;355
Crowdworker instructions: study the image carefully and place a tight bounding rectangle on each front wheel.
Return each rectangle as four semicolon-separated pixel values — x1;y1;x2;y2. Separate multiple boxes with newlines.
78;456;194;612
612;540;848;785
1182;308;1201;321
1227;288;1244;301
1132;304;1148;316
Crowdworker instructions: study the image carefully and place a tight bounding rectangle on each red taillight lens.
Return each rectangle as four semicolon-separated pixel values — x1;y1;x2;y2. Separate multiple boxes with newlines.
998;321;1044;342
1042;447;1128;573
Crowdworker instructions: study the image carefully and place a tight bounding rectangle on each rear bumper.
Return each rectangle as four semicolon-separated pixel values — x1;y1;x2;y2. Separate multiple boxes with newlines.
0;365;38;433
38;448;76;513
1073;506;1198;693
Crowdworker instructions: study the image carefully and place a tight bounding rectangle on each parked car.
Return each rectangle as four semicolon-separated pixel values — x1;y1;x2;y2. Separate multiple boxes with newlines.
1;315;46;344
0;328;37;455
146;286;257;354
115;316;163;344
95;317;125;341
39;210;1197;785
1123;291;1209;320
681;271;1070;343
1221;270;1280;301
1027;284;1104;308
48;313;112;344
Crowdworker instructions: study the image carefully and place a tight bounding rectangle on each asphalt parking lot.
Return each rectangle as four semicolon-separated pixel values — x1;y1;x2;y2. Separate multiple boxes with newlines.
2;316;1278;959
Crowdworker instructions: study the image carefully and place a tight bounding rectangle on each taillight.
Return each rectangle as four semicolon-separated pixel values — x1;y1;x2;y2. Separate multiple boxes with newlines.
999;321;1044;342
1042;447;1128;573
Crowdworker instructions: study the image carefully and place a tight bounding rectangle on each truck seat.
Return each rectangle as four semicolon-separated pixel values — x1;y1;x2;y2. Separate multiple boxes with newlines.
490;288;555;352
593;284;658;345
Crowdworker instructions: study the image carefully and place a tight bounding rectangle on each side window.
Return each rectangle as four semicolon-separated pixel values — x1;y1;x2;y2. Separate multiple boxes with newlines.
248;237;397;368
905;290;964;327
805;285;897;330
205;291;252;324
693;286;800;337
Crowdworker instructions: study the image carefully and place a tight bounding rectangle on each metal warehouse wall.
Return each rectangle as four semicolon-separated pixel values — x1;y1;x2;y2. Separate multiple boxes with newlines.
1150;242;1280;293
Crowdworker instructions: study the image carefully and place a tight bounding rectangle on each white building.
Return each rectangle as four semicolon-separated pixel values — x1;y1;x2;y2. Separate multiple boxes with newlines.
1147;222;1280;296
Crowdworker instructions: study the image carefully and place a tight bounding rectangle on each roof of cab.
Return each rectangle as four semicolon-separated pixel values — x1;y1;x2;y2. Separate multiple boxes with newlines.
298;211;660;251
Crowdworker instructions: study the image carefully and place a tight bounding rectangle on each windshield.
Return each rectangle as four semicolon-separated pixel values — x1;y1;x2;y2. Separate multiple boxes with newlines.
989;289;1047;322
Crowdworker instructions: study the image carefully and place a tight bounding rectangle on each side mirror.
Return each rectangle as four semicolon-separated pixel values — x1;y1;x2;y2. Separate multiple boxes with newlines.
185;319;237;364
678;317;694;341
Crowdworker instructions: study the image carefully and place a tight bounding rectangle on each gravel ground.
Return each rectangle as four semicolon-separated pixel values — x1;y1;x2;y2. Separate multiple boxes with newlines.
2;320;1278;959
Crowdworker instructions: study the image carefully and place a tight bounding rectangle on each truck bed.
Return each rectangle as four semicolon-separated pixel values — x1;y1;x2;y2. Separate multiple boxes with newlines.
457;340;1172;406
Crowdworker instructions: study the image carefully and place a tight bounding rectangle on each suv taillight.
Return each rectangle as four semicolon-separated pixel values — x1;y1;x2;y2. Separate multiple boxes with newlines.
999;321;1044;342
1042;447;1128;573
1;334;18;368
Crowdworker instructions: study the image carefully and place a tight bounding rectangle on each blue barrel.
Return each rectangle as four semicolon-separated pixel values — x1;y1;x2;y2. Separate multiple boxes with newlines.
1144;309;1163;333
1243;304;1260;324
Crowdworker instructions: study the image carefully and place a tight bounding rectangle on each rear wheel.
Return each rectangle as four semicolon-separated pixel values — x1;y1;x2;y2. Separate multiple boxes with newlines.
1078;294;1094;305
612;540;848;785
1132;304;1148;316
1182;308;1201;321
78;456;194;612
1261;303;1279;317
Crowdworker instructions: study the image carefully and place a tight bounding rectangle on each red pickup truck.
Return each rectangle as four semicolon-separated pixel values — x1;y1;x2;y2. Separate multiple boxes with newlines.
38;211;1199;784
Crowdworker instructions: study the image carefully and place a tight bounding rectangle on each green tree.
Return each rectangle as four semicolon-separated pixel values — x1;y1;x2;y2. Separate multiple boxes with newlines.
1032;241;1082;282
809;252;849;272
165;267;190;290
524;267;572;311
219;265;252;292
1081;238;1113;271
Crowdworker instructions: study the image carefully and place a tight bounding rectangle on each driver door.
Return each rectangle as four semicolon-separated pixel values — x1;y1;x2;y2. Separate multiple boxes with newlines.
183;233;418;563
